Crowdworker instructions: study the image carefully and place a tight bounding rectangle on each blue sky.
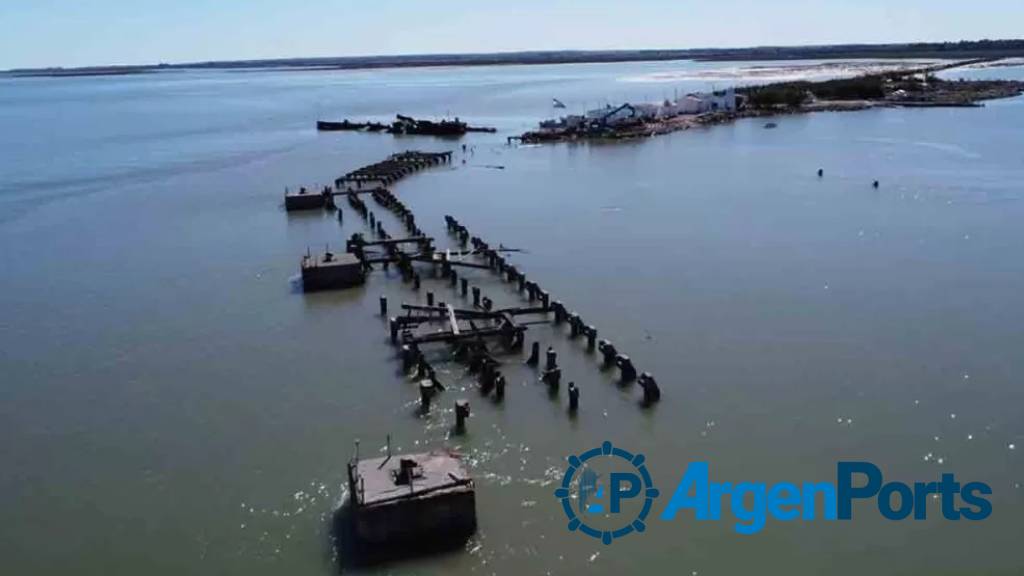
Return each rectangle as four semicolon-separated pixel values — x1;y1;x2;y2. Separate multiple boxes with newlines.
2;0;1022;69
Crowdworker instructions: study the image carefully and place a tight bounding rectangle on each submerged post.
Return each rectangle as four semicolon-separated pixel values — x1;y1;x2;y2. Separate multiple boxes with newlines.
543;367;562;390
494;373;506;401
401;344;416;372
419;380;434;412
615;354;637;382
526;341;540;366
568;382;579;413
569;313;581;338
545;347;557;371
598;340;617;367
455;400;470;434
552;301;565;324
479;361;495;394
638;372;661;405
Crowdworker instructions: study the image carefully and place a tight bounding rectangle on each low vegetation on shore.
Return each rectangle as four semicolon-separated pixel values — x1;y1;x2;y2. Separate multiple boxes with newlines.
740;60;1024;109
741;75;885;108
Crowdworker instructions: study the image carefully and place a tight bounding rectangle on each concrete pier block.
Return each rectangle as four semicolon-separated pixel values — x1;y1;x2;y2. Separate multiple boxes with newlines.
347;451;476;549
301;252;365;291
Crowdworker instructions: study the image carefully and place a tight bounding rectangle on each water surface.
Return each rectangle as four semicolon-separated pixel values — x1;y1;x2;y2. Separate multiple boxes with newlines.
1;60;1023;575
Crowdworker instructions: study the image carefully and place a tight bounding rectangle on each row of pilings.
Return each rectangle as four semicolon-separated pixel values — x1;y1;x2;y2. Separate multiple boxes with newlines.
318;150;660;431
443;214;661;407
334;151;452;189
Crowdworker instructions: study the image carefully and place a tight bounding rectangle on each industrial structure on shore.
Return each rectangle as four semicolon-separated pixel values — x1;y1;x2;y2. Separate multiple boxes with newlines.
536;88;740;135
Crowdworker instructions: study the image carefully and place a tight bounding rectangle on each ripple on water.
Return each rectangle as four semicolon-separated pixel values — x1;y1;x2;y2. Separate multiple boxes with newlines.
234;478;340;562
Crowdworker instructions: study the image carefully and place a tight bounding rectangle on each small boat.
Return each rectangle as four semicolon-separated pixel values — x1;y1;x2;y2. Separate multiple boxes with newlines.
553;98;566;109
764;122;778;129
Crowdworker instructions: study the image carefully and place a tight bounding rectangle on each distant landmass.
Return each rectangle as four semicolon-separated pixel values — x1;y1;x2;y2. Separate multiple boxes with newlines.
6;39;1024;78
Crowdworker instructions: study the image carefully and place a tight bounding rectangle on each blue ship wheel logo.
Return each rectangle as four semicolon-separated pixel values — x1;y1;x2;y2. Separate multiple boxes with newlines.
554;440;658;544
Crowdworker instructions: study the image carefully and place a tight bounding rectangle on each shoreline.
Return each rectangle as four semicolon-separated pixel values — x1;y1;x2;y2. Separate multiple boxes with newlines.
513;62;1024;144
6;40;1024;78
513;98;1001;144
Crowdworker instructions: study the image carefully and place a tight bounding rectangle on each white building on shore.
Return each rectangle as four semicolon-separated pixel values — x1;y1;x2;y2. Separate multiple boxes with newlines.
674;88;738;114
539;87;740;132
628;88;738;119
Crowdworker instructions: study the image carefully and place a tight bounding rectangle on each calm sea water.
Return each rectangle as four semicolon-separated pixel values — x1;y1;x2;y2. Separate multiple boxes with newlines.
1;60;1023;575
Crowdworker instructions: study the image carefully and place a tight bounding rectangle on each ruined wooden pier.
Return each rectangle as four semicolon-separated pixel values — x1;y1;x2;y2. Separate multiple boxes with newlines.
334;151;452;188
285;151;451;213
288;149;661;406
280;149;665;562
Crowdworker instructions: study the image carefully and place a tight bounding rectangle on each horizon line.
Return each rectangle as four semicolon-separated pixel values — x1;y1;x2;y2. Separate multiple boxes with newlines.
5;38;1024;75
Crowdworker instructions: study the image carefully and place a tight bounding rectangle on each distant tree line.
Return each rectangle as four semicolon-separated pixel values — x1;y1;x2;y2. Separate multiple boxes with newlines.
8;39;1024;76
698;39;1024;61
